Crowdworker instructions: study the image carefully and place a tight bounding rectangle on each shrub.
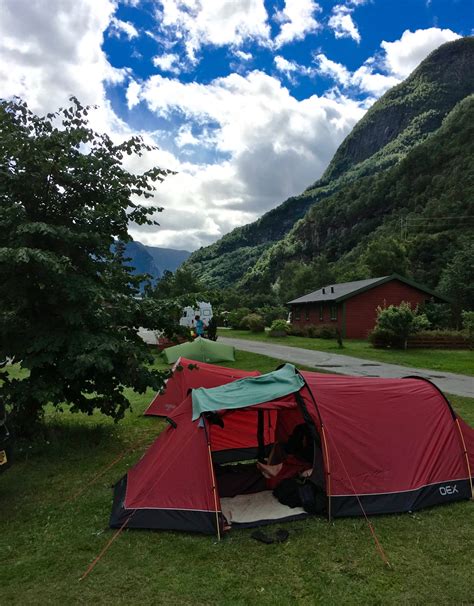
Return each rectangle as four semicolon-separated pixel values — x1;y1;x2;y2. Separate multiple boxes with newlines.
303;324;318;338
256;306;288;327
417;301;452;329
462;310;474;347
414;329;466;338
227;307;251;329
287;323;304;337
371;302;430;349
286;323;339;339
268;319;289;337
315;325;338;339
241;313;265;332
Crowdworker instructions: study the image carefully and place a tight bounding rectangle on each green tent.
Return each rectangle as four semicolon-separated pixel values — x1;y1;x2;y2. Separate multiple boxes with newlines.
162;337;236;365
192;363;304;420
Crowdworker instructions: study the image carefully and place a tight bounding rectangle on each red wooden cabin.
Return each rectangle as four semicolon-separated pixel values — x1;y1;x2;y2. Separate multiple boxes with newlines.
288;274;450;339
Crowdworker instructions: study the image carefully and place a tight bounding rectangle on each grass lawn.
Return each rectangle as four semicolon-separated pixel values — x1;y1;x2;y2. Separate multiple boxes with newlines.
218;329;474;376
1;350;473;605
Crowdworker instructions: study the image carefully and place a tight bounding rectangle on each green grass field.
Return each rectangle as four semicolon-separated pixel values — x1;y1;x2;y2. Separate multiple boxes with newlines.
1;350;473;605
218;329;474;376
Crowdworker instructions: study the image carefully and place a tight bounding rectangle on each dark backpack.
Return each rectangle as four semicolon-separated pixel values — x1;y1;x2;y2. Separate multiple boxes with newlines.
273;478;326;515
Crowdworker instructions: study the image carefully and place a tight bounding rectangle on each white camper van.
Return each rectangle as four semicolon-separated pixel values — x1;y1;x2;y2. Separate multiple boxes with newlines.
179;302;213;329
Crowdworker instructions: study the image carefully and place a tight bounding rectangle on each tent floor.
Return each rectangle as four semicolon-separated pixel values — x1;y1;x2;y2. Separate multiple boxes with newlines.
221;490;308;528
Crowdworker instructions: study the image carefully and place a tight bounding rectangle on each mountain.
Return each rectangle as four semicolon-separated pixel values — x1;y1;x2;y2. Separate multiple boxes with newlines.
123;240;190;281
244;93;474;290
184;37;474;290
143;245;191;275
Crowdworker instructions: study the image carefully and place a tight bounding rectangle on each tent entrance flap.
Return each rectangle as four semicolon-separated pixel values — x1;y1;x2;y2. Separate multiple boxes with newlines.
192;363;305;420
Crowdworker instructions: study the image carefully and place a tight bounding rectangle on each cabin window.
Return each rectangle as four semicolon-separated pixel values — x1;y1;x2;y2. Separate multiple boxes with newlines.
294;308;301;321
330;304;337;321
319;304;323;321
305;308;310;321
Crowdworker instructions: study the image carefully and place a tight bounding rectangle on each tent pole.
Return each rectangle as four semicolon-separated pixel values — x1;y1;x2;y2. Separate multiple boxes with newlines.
455;418;474;500
321;425;332;522
203;419;221;540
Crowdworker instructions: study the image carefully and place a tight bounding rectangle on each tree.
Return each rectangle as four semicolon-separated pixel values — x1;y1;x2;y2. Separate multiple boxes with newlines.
152;267;205;300
0;97;174;433
277;255;335;304
438;240;474;317
363;236;409;277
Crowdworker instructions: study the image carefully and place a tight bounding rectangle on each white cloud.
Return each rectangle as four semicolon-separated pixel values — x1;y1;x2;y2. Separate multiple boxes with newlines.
154;0;271;63
176;124;200;147
126;69;365;247
109;17;139;39
0;0;128;135
328;4;361;43
314;54;351;86
351;65;399;96
315;53;398;97
274;0;322;48
381;27;461;78
315;27;461;97
153;52;182;74
274;55;315;82
234;50;253;61
274;55;299;75
126;79;142;108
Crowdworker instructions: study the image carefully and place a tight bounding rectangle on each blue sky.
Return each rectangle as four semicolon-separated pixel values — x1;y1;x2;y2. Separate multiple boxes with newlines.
1;0;473;249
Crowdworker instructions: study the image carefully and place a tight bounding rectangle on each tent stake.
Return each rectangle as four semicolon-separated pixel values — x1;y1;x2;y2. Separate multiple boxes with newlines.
80;516;131;581
327;430;391;568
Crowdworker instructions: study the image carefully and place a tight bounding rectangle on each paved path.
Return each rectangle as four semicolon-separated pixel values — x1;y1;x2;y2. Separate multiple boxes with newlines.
219;337;474;398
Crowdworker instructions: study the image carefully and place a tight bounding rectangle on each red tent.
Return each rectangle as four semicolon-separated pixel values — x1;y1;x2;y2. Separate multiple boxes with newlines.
111;365;474;535
144;357;276;463
144;357;260;417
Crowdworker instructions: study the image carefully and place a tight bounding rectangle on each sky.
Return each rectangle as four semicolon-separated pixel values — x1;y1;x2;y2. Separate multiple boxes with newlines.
0;1;472;251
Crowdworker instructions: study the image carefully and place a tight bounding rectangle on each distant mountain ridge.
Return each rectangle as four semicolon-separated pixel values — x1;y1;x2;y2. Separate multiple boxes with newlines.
184;37;474;290
123;240;190;281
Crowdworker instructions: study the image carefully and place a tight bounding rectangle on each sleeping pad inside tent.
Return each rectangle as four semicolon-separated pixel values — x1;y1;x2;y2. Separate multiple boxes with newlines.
110;363;474;536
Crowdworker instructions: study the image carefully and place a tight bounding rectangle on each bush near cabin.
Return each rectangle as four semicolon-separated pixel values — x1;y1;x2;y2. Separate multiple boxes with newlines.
370;302;430;349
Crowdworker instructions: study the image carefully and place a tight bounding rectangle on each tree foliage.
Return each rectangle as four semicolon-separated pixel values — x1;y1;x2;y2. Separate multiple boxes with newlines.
371;302;430;349
276;255;335;304
240;313;265;332
362;237;408;277
152;267;205;300
0;97;174;433
439;240;474;316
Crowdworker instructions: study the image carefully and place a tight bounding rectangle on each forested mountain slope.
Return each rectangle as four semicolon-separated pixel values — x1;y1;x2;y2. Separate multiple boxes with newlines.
242;94;474;293
184;37;474;288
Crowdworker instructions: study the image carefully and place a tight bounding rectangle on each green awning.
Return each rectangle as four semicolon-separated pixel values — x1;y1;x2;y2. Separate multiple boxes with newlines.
192;363;304;420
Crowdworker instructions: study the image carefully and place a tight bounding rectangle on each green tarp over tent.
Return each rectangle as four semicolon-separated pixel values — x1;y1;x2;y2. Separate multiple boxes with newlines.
162;337;236;365
192;363;305;420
